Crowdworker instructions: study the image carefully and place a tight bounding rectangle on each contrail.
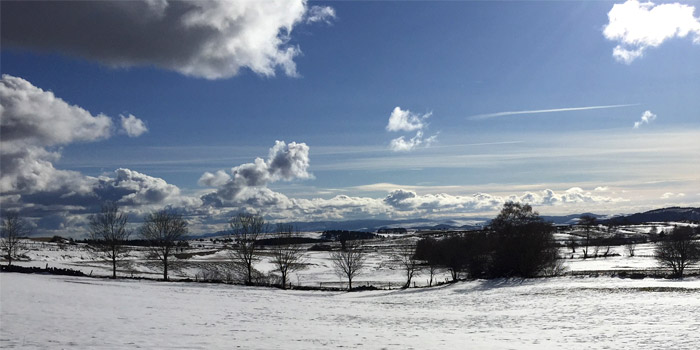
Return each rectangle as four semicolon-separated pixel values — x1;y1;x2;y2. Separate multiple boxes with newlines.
468;104;638;120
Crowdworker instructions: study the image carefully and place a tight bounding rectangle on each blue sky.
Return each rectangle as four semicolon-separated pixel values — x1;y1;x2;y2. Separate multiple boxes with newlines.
1;0;699;236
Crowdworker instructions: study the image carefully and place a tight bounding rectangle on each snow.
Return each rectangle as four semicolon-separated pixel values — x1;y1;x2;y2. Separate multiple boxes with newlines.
3;224;699;348
2;273;699;349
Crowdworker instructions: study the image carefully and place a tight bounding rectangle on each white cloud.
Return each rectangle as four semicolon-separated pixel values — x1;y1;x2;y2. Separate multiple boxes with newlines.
1;74;112;194
604;0;700;64
305;6;336;24
0;75;196;236
1;1;335;79
0;75;112;148
97;168;181;206
201;141;312;206
198;170;231;188
386;107;438;152
633;110;657;128
386;107;430;132
120;114;148;137
389;131;438;152
661;192;685;199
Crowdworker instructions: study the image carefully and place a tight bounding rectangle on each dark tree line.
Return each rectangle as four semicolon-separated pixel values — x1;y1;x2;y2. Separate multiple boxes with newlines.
415;202;560;280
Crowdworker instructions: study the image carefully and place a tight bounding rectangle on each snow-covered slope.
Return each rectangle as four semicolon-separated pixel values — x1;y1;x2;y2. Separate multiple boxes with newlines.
2;273;699;349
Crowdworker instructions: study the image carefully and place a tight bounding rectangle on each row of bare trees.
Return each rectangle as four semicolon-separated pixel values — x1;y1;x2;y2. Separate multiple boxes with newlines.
85;205;351;286
86;203;188;280
3;203;698;285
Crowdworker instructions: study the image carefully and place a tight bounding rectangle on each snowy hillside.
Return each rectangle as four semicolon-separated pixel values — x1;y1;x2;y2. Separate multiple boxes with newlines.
2;273;699;349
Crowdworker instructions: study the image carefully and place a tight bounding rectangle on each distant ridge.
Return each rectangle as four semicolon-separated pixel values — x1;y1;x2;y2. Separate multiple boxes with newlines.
600;207;700;225
187;207;699;239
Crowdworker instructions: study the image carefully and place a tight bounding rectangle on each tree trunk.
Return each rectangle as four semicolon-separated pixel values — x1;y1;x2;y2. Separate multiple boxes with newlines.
348;276;352;290
112;256;117;279
281;272;287;290
247;264;252;285
163;256;168;280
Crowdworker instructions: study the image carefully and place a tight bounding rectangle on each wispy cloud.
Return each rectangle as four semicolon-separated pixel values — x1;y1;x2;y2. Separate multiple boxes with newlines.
633;110;657;128
467;104;637;120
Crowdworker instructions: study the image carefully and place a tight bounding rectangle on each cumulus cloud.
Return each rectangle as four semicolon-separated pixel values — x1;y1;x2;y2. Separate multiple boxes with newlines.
386;107;438;152
0;75;194;235
633;110;657;128
604;0;700;64
96;168;181;206
200;141;312;206
0;75;112;148
375;187;627;220
120;114;148;137
1;74;112;194
198;170;231;188
386;107;430;132
1;1;334;79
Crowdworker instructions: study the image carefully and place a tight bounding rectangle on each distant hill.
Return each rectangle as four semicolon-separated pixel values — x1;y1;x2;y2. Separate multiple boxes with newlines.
601;207;700;225
187;207;700;239
541;213;606;225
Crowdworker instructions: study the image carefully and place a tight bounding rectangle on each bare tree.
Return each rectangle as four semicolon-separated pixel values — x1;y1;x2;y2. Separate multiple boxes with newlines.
88;202;131;278
578;215;597;259
229;213;267;285
566;237;578;254
655;226;699;278
625;240;637;257
599;225;617;258
426;263;439;287
394;242;419;288
1;212;30;266
140;210;188;280
271;223;306;289
330;240;366;290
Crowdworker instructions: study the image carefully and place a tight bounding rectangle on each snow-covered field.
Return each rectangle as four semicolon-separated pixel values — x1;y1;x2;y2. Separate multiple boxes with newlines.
2;273;699;349
3;224;699;349
10;237;691;287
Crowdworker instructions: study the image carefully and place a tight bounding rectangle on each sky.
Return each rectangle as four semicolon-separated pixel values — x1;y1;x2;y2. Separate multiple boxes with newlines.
1;0;699;237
